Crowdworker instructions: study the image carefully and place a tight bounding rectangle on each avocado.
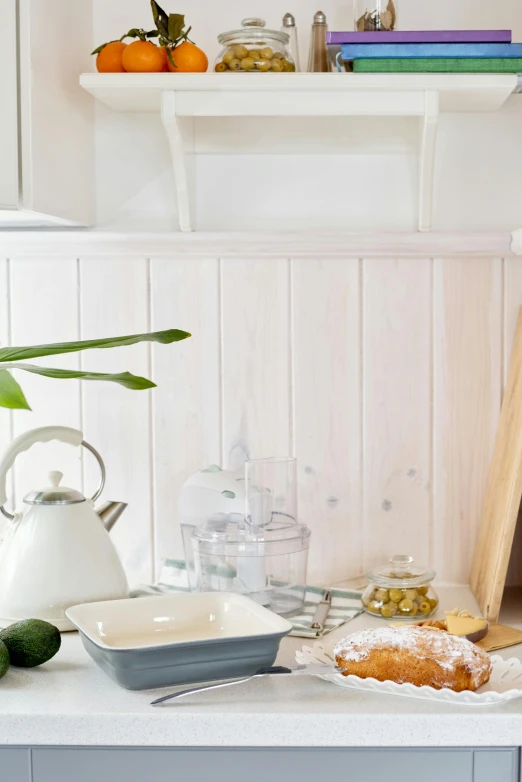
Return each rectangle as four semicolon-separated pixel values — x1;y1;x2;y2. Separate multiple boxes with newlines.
0;619;61;668
0;641;9;679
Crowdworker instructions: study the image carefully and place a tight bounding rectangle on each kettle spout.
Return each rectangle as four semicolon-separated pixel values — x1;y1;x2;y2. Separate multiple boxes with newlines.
96;501;128;532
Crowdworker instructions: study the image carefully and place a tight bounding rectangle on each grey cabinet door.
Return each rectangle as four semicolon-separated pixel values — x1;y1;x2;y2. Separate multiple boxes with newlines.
30;747;521;782
474;748;519;782
32;748;471;782
0;749;31;782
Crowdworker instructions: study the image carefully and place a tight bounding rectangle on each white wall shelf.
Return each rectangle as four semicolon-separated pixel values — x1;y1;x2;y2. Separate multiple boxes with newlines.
80;72;517;233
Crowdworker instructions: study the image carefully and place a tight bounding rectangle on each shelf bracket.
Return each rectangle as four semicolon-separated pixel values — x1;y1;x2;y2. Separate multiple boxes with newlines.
418;90;440;233
161;91;195;232
511;228;522;255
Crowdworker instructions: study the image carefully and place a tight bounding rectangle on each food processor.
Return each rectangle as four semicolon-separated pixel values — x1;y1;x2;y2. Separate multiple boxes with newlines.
180;459;311;617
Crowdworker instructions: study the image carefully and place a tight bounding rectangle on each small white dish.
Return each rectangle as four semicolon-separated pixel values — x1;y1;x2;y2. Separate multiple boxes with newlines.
67;592;292;690
296;641;522;706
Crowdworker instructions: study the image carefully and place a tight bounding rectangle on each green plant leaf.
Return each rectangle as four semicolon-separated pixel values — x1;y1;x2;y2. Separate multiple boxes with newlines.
146;29;160;38
168;13;185;42
0;329;190;363
6;365;156;391
150;0;169;38
0;370;31;410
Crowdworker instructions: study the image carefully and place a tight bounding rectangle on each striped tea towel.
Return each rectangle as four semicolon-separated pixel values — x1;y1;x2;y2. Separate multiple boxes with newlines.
132;559;363;638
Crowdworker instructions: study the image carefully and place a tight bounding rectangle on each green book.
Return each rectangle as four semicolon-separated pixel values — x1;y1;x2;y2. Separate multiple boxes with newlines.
353;57;522;73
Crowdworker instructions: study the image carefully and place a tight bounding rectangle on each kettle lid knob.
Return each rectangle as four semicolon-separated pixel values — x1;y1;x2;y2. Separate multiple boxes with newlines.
23;470;86;506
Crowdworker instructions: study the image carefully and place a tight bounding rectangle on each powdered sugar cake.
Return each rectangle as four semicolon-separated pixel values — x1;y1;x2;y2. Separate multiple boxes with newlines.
334;626;492;692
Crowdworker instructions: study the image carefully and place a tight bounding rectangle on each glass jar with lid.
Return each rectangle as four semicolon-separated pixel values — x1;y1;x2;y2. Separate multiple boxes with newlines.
361;555;439;619
354;0;397;32
215;18;296;73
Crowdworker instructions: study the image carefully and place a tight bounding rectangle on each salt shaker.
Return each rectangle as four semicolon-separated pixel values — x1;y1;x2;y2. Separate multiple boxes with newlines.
282;13;301;72
307;10;329;73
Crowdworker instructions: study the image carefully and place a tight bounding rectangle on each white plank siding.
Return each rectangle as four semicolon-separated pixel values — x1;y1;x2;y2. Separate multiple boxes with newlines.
0;242;515;586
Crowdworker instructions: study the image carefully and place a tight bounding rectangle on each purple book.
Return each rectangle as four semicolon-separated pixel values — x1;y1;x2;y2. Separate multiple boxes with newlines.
326;30;512;45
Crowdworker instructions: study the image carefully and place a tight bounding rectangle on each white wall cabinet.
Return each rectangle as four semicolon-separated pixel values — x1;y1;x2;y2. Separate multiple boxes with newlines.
0;0;94;226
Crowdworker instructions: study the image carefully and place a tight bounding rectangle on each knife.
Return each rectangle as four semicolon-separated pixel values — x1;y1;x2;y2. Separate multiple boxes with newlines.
310;589;332;632
150;664;342;705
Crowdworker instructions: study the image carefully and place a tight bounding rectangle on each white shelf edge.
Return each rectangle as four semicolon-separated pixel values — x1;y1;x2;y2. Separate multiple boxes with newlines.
0;231;515;258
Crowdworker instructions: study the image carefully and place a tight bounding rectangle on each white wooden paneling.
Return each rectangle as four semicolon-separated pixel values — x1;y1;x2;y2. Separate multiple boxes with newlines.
433;257;502;584
503;258;522;586
79;258;153;586
362;258;432;572
292;258;362;583
9;258;81;509
221;258;291;468
0;243;516;587
150;258;221;573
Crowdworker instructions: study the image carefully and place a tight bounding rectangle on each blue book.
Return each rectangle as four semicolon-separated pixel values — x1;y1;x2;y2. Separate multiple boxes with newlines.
340;42;522;59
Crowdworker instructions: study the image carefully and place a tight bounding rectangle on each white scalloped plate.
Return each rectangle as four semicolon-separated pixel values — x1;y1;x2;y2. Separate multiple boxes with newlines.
295;642;522;706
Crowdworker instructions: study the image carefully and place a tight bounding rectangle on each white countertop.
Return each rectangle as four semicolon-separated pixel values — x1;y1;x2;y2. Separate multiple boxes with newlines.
2;585;522;748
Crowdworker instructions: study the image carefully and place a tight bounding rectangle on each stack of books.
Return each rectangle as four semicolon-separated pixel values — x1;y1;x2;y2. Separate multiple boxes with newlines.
326;30;522;73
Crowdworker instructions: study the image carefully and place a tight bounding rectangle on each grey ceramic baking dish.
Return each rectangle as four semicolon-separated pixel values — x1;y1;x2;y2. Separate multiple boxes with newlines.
66;592;292;690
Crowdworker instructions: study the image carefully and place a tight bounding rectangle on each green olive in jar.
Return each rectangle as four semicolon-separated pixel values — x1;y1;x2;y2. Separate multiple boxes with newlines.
222;49;235;64
429;597;439;610
417;586;429;596
418;600;432;615
404;589;418;600
374;588;388;603
260;46;274;60
215;62;227;72
381;602;398;618
282;59;296;72
271;59;283;72
256;59;272;72
249;50;261;61
398;598;414;614
389;588;403;604
234;45;249;59
367;600;382;614
228;58;241;71
240;57;255;71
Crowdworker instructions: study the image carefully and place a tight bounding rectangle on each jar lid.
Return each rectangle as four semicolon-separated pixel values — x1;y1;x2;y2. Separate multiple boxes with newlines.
366;555;435;588
218;18;290;46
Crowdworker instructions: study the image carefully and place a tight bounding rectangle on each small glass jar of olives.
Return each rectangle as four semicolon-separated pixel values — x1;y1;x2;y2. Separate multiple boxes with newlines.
361;555;439;620
215;18;296;73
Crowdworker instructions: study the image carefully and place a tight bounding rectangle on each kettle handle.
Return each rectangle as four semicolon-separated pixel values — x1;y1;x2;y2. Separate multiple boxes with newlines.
0;426;106;517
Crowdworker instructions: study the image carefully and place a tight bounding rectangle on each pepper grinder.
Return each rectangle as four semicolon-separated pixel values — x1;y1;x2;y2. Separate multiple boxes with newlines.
307;10;329;72
282;13;301;72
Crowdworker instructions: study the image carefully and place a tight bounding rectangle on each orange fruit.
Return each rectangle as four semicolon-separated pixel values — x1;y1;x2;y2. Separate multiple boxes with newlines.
166;42;209;73
122;40;166;73
96;41;127;73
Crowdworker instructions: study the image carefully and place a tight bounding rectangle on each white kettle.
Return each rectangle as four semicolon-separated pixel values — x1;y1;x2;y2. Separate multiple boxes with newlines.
0;426;129;631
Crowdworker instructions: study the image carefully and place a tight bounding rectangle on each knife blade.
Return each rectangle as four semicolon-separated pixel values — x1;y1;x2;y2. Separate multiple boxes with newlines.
150;663;342;705
310;589;333;631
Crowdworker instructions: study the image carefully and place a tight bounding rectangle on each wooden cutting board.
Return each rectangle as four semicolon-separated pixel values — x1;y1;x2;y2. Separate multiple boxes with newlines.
476;623;522;653
471;307;522;622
